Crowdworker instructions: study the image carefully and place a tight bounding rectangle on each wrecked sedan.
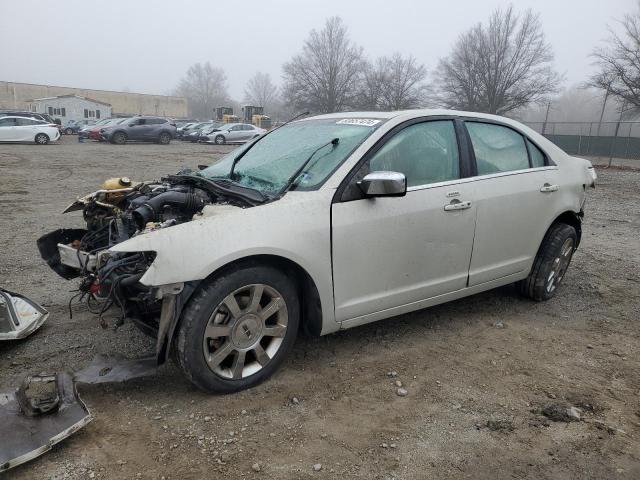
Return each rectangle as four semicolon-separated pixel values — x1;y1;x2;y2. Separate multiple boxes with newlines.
38;110;596;393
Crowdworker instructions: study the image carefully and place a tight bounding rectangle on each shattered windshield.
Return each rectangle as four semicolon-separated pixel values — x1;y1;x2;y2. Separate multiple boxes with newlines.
199;118;384;194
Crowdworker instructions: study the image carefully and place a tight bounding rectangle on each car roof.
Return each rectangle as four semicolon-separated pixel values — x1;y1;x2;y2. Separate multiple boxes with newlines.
306;109;523;125
0;115;46;121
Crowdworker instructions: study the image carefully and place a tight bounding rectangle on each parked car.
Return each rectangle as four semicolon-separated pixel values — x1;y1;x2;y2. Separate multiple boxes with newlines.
176;122;195;138
38;110;596;393
0;116;60;144
180;121;213;141
83;118;129;141
203;123;266;144
101;116;177;144
0;110;57;124
184;122;224;143
63;119;95;135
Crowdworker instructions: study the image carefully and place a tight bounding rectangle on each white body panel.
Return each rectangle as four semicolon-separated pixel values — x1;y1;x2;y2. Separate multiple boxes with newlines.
110;109;593;335
0;117;59;143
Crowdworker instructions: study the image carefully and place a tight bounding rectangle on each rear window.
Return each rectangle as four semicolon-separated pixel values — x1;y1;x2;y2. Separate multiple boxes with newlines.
466;122;529;175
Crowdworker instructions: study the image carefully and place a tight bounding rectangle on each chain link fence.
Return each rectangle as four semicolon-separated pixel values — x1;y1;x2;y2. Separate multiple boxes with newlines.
523;121;640;164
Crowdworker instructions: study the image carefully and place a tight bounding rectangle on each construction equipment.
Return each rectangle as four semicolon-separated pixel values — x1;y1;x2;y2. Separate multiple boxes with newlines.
215;107;233;122
253;114;272;129
222;114;240;124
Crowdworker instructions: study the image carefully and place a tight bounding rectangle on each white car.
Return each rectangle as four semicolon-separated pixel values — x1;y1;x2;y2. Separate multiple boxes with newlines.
0;116;60;144
39;109;596;393
204;123;266;144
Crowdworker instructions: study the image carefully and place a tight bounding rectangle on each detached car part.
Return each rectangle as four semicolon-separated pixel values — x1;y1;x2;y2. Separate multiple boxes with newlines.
0;288;49;340
0;373;91;472
0;355;157;472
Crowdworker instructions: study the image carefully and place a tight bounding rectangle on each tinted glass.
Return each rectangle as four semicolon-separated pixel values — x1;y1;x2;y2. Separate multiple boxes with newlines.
16;118;38;126
527;139;546;167
467;122;529;175
0;118;16;127
367;120;460;187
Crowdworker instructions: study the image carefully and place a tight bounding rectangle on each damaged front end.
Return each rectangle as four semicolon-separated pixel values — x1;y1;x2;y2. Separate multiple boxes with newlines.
0;288;49;340
36;174;260;363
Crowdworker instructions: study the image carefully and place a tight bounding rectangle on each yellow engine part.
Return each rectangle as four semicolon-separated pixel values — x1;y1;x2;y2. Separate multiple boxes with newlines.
102;177;134;190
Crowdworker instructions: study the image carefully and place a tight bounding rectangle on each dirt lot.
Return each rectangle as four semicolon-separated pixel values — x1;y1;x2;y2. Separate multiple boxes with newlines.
1;136;639;479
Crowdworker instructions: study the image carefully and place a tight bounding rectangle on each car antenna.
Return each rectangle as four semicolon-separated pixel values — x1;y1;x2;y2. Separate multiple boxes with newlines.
275;137;339;200
229;111;310;179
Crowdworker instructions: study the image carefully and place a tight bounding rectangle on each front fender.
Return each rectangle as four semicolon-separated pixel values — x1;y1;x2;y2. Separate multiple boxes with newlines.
110;190;337;326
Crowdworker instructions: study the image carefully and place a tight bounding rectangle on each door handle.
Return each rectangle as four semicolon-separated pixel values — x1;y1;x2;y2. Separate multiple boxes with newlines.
540;183;559;193
444;199;472;211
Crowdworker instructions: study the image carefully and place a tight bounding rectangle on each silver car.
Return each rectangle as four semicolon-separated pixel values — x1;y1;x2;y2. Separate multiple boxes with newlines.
40;109;596;394
204;123;266;144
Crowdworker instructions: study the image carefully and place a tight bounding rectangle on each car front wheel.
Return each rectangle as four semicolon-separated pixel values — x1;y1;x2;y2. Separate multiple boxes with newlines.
35;133;49;145
518;223;577;301
175;264;299;393
112;132;127;145
214;135;225;145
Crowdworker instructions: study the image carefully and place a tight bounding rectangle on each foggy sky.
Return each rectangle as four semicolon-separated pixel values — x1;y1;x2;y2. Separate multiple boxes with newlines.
0;0;634;100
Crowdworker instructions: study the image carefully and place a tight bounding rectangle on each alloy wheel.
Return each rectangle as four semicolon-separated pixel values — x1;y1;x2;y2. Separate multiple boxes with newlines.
202;284;288;380
546;237;574;293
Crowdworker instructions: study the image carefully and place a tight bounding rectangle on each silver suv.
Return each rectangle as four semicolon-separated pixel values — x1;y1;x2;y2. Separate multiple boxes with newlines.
101;116;177;145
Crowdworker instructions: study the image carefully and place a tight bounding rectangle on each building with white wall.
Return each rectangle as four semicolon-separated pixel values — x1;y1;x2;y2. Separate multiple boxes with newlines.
27;94;112;123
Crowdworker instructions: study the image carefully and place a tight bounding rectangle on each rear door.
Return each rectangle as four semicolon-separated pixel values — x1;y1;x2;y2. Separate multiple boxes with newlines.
463;120;560;285
331;119;477;322
15;118;40;141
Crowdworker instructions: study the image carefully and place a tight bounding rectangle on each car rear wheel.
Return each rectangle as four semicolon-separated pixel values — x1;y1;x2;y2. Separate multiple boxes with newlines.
158;132;171;145
112;132;127;145
518;223;577;301
35;133;49;145
175;264;299;393
214;135;226;145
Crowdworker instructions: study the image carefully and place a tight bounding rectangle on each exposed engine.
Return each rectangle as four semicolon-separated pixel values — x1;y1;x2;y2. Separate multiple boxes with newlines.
37;173;250;332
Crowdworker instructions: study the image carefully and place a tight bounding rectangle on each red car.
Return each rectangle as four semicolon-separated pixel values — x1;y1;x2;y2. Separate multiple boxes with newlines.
84;118;129;141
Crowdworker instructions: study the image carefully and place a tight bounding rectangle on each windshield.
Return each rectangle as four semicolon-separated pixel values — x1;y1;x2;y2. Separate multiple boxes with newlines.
199;117;384;194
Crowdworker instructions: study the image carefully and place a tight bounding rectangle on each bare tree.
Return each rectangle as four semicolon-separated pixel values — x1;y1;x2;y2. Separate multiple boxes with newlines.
175;62;229;119
356;54;428;110
432;5;561;115
588;5;640;108
244;72;279;111
282;17;364;113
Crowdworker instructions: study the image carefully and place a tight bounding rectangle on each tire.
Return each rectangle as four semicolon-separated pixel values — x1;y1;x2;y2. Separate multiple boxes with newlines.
64;128;74;135
518;223;577;301
158;132;171;145
35;133;49;145
175;264;300;393
214;135;225;145
112;131;127;145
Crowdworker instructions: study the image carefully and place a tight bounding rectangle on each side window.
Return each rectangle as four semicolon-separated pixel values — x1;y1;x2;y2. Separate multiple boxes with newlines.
527;139;546;167
367;120;460;188
466;122;529;175
0;118;16;127
15;118;36;126
243;124;253;131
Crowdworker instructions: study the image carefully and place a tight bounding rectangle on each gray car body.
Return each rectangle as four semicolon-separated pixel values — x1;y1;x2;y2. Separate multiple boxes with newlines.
101;116;176;143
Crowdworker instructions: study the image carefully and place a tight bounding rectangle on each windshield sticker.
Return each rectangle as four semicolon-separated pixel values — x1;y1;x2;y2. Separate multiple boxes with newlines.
336;118;381;127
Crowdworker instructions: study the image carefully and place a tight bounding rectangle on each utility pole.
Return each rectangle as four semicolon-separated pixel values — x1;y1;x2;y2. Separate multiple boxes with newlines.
542;102;551;136
596;86;610;137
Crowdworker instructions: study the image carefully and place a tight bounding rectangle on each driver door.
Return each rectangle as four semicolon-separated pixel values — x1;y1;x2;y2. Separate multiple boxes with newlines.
331;119;477;323
0;117;17;141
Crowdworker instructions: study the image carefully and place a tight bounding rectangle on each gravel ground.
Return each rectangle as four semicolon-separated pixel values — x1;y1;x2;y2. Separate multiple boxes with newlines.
1;136;639;479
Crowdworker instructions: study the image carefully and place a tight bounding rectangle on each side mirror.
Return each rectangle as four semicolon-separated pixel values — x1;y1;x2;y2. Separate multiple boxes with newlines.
357;171;407;198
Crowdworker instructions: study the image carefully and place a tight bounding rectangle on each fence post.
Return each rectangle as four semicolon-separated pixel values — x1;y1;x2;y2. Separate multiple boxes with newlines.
609;121;621;167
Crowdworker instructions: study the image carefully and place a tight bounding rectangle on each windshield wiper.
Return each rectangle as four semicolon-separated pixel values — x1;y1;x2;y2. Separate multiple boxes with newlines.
274;138;339;200
229;111;310;179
